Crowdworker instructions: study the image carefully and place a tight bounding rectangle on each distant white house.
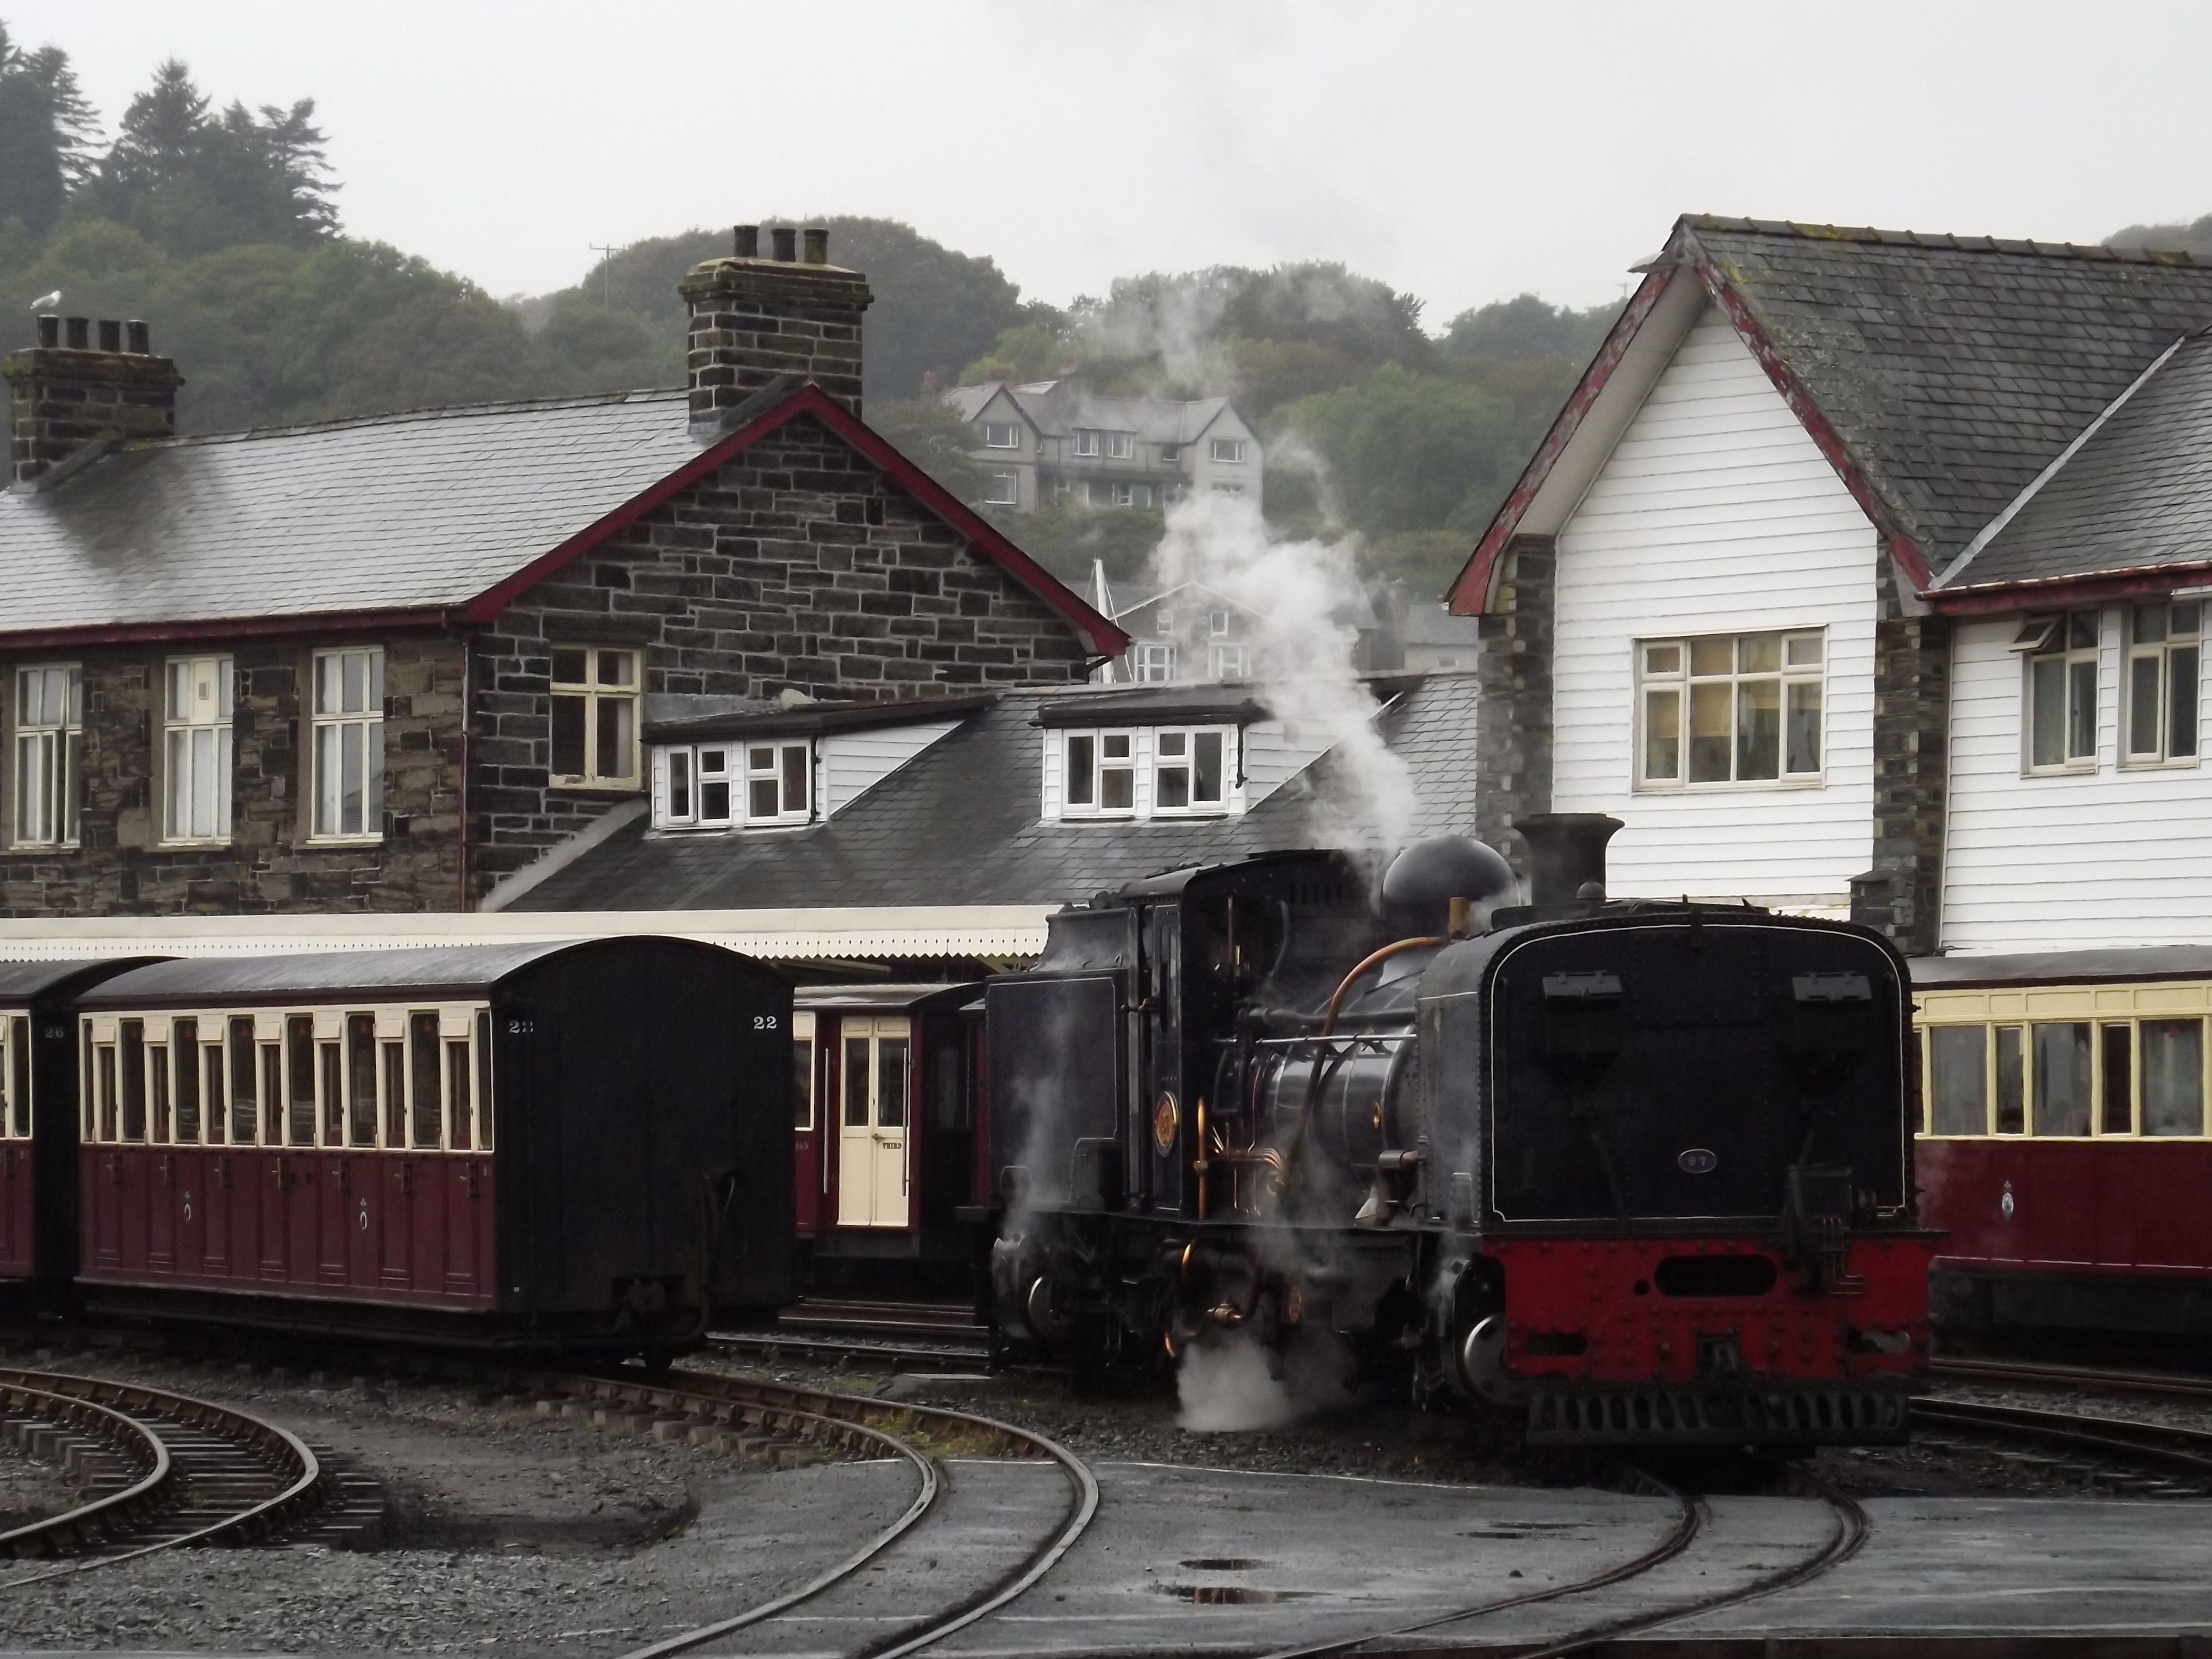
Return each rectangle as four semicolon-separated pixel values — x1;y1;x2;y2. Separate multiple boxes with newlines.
945;379;1262;515
1087;564;1269;684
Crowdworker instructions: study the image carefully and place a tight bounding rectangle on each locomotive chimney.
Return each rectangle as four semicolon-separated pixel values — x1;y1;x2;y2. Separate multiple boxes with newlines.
1513;814;1623;907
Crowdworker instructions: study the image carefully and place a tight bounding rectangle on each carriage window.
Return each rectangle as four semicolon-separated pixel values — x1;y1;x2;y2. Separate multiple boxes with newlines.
447;1039;472;1151
2101;1024;2133;1135
475;1011;494;1151
4;1016;28;1137
2142;1019;2205;1136
95;1041;118;1142
877;1037;909;1129
120;1020;146;1142
201;1031;225;1145
347;1015;377;1147
1927;1026;1987;1135
285;1016;316;1147
2032;1022;2093;1136
149;1041;171;1143
173;1019;200;1144
383;1042;406;1147
1994;1025;2025;1134
261;1045;283;1146
844;1036;869;1128
320;1041;342;1146
793;1038;815;1131
410;1012;443;1148
228;1018;257;1145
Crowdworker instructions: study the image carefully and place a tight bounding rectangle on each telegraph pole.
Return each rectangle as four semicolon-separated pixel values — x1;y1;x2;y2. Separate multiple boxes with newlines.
589;243;620;311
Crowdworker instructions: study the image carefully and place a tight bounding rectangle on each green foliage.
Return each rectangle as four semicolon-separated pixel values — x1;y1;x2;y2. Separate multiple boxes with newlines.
983;502;1165;589
1442;293;1620;365
2107;213;2212;258
865;397;988;502
1282;364;1519;534
960;321;1066;385
0;21;95;237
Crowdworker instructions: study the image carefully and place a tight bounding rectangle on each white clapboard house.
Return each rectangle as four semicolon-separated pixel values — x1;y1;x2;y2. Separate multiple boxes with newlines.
1449;216;2212;960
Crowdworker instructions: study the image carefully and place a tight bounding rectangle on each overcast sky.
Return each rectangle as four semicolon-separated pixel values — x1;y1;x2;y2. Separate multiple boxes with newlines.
12;0;2212;321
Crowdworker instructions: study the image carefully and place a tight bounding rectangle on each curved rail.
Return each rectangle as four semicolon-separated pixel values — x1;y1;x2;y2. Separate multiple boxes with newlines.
1913;1395;2212;1480
1933;1355;2212;1402
501;1366;1098;1659
0;1367;327;1589
0;1382;172;1557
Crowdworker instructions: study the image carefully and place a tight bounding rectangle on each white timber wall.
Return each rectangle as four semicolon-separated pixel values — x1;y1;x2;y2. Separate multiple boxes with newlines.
817;723;962;818
1944;612;2212;952
1551;304;1880;909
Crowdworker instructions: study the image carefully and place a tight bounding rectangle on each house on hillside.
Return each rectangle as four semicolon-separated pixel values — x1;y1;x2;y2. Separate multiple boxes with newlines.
945;379;1263;514
1449;215;2212;957
1086;563;1395;686
0;225;1124;926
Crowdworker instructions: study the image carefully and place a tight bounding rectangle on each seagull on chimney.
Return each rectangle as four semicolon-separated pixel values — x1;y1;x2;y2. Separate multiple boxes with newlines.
30;291;60;311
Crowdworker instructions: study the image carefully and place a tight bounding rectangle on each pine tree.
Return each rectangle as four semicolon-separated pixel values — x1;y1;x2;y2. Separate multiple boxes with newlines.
0;22;96;238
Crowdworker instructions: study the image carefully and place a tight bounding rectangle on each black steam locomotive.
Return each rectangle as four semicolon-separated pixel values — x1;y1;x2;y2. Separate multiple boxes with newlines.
985;817;1936;1446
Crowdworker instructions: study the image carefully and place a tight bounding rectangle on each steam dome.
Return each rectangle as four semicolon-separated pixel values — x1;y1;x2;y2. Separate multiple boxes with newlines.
1380;836;1515;937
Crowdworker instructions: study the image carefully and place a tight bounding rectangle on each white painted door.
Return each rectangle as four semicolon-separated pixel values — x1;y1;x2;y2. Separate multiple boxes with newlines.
835;1017;911;1228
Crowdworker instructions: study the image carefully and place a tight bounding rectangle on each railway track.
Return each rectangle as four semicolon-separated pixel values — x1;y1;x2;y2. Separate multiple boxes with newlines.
0;1364;373;1585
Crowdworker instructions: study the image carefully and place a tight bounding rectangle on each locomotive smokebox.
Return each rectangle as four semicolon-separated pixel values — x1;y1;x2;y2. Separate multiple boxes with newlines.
1513;813;1624;906
1380;836;1516;937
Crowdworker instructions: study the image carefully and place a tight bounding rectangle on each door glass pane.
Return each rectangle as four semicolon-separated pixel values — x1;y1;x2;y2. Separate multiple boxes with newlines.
120;1021;145;1142
285;1017;316;1146
383;1042;406;1147
447;1040;473;1151
173;1019;199;1143
1736;679;1781;780
347;1015;377;1146
2129;655;2161;756
2101;1024;2132;1135
202;1042;225;1145
8;1017;30;1137
844;1037;869;1126
1785;681;1821;774
1643;689;1680;780
228;1019;257;1144
1928;1026;1987;1135
1995;1025;2025;1134
2142;1019;2205;1136
1688;683;1731;782
792;1040;814;1130
2032;1022;2093;1136
877;1038;909;1129
410;1013;443;1148
262;1048;283;1146
320;1043;342;1145
475;1011;494;1152
2030;657;2066;766
149;1045;170;1143
96;1046;117;1141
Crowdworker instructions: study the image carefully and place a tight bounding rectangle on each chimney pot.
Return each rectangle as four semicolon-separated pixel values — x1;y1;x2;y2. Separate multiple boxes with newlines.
64;317;89;349
802;227;829;265
126;320;151;355
35;314;58;348
6;315;182;486
97;319;121;353
734;224;760;259
770;226;797;262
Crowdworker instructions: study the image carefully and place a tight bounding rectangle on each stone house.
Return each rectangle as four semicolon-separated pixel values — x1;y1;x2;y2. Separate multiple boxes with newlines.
944;379;1263;514
0;226;1125;919
1451;215;2212;957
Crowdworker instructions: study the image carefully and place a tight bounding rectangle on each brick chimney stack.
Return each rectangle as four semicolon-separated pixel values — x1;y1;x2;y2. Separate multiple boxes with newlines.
4;314;183;487
678;222;871;438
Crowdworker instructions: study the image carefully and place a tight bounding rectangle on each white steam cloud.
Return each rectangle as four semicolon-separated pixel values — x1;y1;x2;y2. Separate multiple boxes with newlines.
1176;1328;1353;1433
1150;491;1418;849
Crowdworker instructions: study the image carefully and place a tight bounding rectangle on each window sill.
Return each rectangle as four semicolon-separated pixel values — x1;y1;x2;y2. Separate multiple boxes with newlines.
0;842;80;856
156;838;232;850
2119;758;2200;771
1632;777;1826;794
2020;764;2099;778
303;835;386;849
547;782;644;797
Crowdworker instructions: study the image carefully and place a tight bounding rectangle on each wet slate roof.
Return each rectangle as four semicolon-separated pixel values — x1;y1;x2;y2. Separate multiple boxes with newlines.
947;381;1233;444
75;942;586;1005
1911;944;2212;988
0;390;699;634
1680;218;2212;573
510;673;1483;911
1934;328;2212;589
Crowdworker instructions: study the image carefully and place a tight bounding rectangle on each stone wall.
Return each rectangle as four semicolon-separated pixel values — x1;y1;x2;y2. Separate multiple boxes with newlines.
1851;552;1950;955
681;256;870;428
465;411;1095;893
3;342;182;486
0;637;463;917
1473;536;1556;876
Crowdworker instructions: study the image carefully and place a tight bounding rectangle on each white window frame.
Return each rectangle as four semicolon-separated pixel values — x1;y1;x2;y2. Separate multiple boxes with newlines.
1210;482;1246;496
1150;725;1233;817
1634;630;1825;792
1111;482;1135;507
2122;600;2200;769
12;662;81;848
984;471;1019;506
743;740;812;826
1209;642;1249;680
1133;643;1177;683
1072;428;1101;458
981;421;1023;450
309;646;385;842
1208;437;1246;464
549;646;640;790
1209;610;1232;637
1059;728;1136;818
161;655;235;845
1107;432;1135;460
1160;444;1180;463
2019;610;2101;776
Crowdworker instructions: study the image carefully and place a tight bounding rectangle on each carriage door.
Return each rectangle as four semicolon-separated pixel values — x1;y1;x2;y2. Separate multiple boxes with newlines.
836;1017;911;1228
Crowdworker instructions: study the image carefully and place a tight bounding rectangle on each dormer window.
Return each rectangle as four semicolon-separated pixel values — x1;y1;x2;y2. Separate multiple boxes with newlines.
656;740;810;829
1051;725;1238;820
747;742;810;822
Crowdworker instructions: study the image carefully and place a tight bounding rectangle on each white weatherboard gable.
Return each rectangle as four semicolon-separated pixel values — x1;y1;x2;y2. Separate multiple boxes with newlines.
1550;303;1880;911
1942;611;2212;952
818;723;964;818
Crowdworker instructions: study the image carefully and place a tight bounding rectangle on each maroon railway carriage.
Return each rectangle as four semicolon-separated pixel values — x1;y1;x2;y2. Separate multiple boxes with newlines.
0;959;156;1309
69;938;794;1355
792;982;987;1290
1915;946;2212;1340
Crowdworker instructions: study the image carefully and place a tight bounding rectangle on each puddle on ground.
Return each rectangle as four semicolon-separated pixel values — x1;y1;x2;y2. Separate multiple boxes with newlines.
1159;1584;1314;1604
1178;1557;1268;1570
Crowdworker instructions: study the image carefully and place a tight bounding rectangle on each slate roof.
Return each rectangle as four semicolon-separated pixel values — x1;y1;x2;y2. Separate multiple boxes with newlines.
1682;219;2212;575
1935;328;2212;590
510;673;1482;912
948;381;1236;444
0;389;700;635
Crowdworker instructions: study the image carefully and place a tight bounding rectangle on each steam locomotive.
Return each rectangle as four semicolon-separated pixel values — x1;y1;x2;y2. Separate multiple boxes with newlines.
986;816;1937;1446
